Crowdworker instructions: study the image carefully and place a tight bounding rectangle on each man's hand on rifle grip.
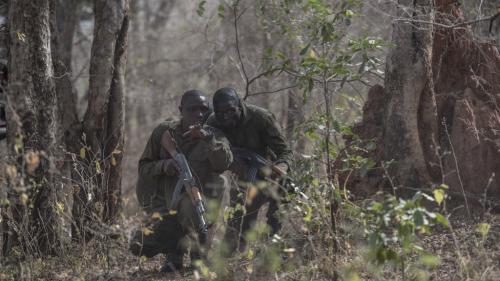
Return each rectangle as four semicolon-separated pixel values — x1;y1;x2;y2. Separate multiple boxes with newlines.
162;159;179;176
274;163;288;176
182;124;213;141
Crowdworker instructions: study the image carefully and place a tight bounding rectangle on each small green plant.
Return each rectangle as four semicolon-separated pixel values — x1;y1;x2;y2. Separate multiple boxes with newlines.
349;191;449;280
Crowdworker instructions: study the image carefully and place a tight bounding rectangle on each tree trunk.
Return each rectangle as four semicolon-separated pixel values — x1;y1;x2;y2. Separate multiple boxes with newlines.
103;9;128;222
52;0;80;151
6;0;63;255
0;50;7;261
76;0;128;231
49;0;81;246
382;0;438;189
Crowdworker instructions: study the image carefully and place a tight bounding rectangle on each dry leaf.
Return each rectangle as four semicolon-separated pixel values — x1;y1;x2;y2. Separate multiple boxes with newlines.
151;212;162;220
25;151;40;174
19;193;28;205
142;227;154;236
111;155;117;166
246;185;259;205
6;165;17;179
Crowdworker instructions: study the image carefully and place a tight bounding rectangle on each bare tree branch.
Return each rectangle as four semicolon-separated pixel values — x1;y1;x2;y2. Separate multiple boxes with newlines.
248;84;298;97
394;11;500;29
232;3;249;97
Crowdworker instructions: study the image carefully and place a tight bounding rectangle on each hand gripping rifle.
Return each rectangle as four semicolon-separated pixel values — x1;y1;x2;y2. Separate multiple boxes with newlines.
231;147;307;200
161;130;208;242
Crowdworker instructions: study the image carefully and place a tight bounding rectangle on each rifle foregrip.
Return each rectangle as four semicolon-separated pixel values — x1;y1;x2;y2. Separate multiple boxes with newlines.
195;201;208;240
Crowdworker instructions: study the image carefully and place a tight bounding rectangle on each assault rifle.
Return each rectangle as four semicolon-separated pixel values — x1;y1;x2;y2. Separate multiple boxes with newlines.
161;130;208;242
231;147;307;199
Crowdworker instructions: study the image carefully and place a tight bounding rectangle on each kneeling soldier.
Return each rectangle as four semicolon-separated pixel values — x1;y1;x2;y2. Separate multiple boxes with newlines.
130;90;233;272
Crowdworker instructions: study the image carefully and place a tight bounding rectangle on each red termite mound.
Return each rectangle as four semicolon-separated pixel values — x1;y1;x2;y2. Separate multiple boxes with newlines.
337;1;500;207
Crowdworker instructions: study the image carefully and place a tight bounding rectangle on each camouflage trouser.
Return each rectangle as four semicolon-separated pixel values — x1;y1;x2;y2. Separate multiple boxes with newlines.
223;179;282;253
129;178;229;261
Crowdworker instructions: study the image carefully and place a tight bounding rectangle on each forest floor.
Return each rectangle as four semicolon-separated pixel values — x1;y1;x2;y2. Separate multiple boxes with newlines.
1;205;499;281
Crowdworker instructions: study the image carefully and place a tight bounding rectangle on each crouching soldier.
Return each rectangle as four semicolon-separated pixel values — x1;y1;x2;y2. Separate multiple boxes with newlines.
207;87;293;254
129;90;233;272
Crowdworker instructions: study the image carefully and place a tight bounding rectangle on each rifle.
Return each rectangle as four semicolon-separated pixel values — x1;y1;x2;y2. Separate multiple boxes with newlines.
161;130;208;241
231;147;307;199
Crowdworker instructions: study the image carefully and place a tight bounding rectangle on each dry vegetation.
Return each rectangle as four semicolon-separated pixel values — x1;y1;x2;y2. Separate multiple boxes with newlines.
1;0;500;280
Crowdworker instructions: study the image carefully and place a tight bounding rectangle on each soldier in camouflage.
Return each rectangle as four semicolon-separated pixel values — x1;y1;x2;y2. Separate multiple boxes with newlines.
129;90;233;272
207;87;292;253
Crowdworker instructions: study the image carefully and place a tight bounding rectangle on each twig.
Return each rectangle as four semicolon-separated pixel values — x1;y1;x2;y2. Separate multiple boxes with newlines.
248;84;298;97
232;3;250;98
443;119;471;217
247;66;282;86
347;82;366;104
395;12;500;29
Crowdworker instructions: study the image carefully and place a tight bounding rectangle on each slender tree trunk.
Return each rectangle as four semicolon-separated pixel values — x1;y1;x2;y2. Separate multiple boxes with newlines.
103;11;128;222
6;0;63;255
49;0;81;246
0;0;8;260
52;0;80;150
78;0;128;228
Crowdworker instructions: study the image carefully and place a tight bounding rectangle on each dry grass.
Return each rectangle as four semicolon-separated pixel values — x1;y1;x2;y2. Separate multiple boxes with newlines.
1;197;499;281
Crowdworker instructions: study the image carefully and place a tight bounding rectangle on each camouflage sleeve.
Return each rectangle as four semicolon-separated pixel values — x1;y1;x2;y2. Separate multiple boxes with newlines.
206;114;217;127
261;113;293;168
138;124;172;177
205;127;233;173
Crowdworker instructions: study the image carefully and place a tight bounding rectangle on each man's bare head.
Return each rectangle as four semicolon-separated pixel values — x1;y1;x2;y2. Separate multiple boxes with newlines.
213;87;242;129
179;90;210;129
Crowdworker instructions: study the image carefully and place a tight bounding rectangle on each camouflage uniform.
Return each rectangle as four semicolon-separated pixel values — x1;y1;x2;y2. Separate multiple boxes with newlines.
207;102;292;252
130;119;232;262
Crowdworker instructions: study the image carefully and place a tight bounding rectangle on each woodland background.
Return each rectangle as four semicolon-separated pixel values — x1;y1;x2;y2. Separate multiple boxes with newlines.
0;0;499;280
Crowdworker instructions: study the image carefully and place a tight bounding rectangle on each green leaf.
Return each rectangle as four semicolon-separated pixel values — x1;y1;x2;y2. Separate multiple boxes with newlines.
197;1;207;17
345;9;354;17
476;223;490;238
419;253;441;267
435;214;449;227
414;210;424;226
247;248;254;259
344;270;360;281
433;189;445;206
439;183;449;189
299;43;311;56
312;178;320;187
80;147;86;158
303;204;313;222
307;78;314;93
366;141;376;151
217;4;225;18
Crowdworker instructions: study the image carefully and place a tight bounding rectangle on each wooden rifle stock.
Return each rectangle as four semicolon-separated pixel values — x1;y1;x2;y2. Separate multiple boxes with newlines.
161;130;208;240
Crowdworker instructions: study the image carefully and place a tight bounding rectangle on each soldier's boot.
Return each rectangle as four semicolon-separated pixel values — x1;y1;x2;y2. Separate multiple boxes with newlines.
188;250;203;271
160;252;184;273
266;199;282;236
